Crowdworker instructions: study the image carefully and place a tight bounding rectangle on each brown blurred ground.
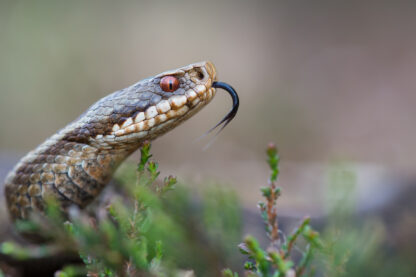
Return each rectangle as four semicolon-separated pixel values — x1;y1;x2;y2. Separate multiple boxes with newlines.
1;0;415;215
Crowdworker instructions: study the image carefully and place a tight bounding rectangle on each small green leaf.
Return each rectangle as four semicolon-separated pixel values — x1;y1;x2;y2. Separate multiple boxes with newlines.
222;268;239;277
138;141;152;172
261;187;272;198
244;261;256;270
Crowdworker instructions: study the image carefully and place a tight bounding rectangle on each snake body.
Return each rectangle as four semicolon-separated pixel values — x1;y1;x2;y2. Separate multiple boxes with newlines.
4;61;220;221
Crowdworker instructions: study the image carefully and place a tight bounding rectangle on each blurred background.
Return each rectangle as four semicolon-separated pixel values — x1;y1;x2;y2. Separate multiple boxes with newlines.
0;0;415;276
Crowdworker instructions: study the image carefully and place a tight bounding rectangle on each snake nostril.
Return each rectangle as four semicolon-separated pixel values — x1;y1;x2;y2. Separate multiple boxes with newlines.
198;71;204;80
195;68;205;80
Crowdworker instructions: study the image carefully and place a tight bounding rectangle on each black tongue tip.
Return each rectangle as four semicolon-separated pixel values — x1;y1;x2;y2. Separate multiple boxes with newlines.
207;81;239;134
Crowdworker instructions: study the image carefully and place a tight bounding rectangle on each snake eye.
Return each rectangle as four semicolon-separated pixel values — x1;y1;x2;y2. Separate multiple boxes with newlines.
160;76;179;92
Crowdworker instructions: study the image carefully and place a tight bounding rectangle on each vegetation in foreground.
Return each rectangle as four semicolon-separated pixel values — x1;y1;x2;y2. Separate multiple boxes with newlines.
1;143;415;276
223;143;323;277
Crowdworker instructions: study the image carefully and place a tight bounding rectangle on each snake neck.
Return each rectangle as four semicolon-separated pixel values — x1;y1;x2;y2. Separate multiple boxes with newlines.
4;123;141;220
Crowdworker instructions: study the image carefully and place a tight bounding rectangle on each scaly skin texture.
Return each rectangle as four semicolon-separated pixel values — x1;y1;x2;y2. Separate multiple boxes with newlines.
5;61;217;221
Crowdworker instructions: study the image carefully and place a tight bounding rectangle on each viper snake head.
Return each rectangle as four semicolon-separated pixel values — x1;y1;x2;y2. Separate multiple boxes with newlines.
88;61;239;148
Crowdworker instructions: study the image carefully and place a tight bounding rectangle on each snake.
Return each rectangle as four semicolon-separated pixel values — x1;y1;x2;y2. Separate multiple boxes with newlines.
4;61;239;222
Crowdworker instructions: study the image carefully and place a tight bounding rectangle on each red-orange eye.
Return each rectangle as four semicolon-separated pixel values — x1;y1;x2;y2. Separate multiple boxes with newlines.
160;76;179;92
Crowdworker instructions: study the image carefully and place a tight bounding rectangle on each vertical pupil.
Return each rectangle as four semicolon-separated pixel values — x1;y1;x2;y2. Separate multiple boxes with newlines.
160;76;178;92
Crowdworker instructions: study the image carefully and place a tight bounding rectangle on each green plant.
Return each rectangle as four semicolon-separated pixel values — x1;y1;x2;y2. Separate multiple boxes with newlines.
3;142;181;276
223;143;323;277
2;142;344;277
1;142;242;276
